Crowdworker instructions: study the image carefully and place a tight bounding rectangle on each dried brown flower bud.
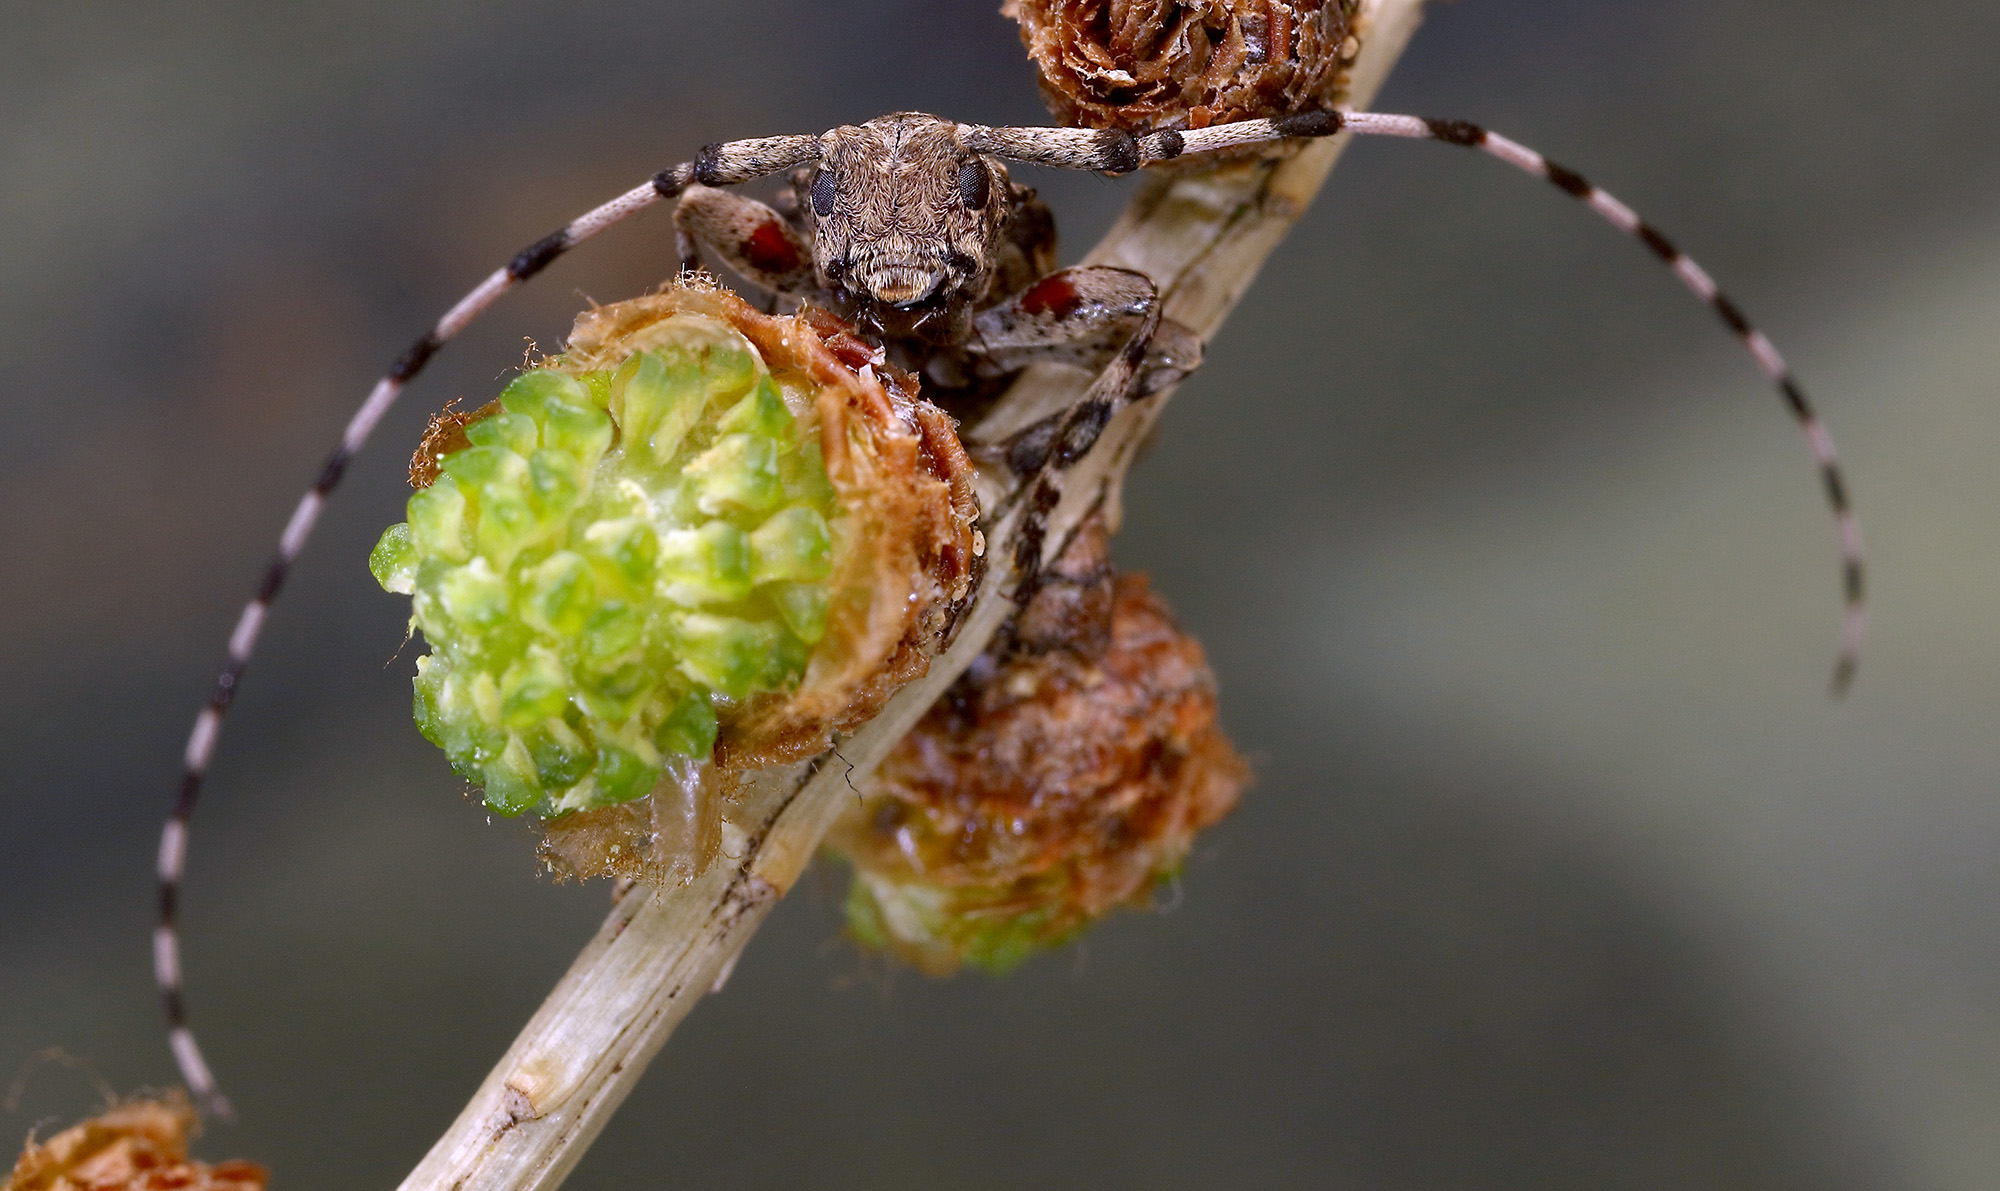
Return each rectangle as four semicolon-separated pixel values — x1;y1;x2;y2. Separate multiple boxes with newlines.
6;1095;267;1191
828;517;1248;973
1005;0;1363;139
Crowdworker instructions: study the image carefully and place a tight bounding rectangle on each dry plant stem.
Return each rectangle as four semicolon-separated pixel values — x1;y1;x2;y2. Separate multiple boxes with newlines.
396;4;1427;1188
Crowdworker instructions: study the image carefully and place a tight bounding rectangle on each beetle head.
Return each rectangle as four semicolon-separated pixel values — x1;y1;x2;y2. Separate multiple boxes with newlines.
804;114;1008;339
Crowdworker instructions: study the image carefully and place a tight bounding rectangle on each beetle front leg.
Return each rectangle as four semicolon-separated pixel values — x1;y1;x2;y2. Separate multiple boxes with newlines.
976;267;1200;475
672;185;817;297
968;265;1202;391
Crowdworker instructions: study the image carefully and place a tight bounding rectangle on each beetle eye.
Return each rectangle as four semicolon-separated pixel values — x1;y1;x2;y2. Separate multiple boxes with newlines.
810;169;839;217
957;159;990;211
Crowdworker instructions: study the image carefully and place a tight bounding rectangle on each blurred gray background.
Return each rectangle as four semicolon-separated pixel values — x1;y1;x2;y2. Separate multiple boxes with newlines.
4;1;1999;1187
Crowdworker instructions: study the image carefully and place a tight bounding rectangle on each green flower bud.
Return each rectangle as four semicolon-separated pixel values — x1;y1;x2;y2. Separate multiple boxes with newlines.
374;307;845;817
407;478;472;563
498;371;591;425
768;581;829;645
436;558;508;630
670;613;778;701
580;517;658;592
381;282;979;890
464;409;538;456
483;735;542;817
579;603;644;667
611;349;702;466
716;376;794;439
499;648;569;727
780;440;837;510
519;551;594;638
528;718;593;789
588;740;662;809
748;506;831;585
438;443;513;488
369;522;418;595
686;433;784;516
527;449;583;520
653;691;718;759
657;521;752;607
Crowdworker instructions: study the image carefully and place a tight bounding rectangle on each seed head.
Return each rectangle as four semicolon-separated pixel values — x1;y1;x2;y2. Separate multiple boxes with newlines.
1006;0;1363;155
829;519;1247;973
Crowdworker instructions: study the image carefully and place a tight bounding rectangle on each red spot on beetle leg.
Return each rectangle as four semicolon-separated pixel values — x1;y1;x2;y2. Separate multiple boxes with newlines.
741;221;804;276
1019;273;1082;319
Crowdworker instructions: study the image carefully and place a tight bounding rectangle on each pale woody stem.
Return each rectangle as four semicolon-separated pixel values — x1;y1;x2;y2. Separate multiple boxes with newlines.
396;3;1431;1188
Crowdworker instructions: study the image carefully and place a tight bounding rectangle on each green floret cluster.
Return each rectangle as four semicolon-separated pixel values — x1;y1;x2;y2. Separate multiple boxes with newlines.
369;315;840;817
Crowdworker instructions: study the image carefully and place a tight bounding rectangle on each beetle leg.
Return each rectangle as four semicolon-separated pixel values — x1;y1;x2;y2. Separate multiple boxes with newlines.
672;184;817;297
968;265;1202;389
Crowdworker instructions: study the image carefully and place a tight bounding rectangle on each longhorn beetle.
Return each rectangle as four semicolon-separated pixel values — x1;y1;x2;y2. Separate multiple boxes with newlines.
154;107;1867;1117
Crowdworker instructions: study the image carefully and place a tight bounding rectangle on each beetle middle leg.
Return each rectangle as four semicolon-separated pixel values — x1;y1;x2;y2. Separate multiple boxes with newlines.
993;267;1201;598
981;266;1201;475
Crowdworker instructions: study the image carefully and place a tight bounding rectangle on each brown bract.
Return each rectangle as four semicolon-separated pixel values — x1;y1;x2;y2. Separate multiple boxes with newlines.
408;400;494;490
6;1097;266;1191
555;282;980;770
1006;0;1362;143
830;518;1247;973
